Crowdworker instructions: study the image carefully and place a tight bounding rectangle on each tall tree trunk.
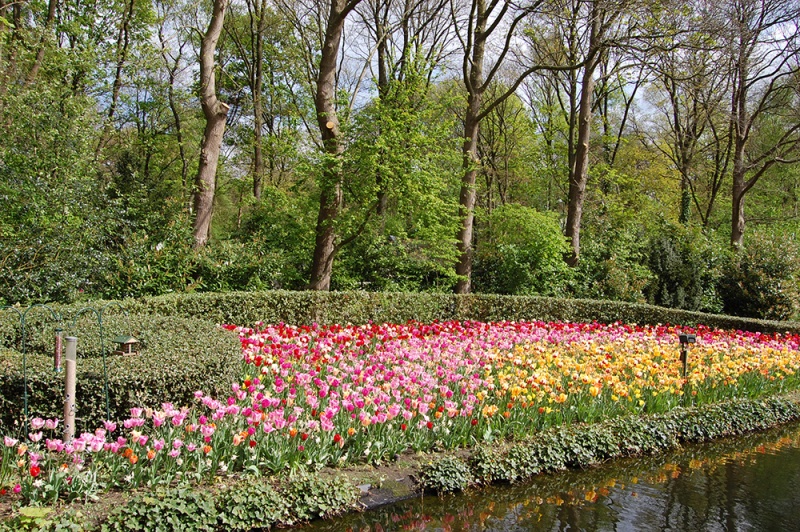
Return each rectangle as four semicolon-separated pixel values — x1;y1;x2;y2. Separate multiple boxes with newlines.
564;2;600;267
454;93;482;294
373;0;389;215
193;0;229;248
308;0;360;290
251;0;267;199
453;0;488;295
730;132;748;248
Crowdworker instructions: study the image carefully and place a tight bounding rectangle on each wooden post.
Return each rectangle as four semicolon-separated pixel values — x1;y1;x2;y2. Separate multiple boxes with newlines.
63;336;77;443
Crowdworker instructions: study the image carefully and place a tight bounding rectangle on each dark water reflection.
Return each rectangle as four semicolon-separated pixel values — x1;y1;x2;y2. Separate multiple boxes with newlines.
297;422;800;531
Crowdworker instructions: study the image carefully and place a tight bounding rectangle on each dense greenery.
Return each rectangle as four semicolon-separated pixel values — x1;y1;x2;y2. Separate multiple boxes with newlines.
0;0;798;317
0;471;358;532
0;313;241;433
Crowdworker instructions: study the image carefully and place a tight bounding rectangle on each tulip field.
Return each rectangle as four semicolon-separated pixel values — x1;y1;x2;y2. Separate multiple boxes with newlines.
3;319;800;502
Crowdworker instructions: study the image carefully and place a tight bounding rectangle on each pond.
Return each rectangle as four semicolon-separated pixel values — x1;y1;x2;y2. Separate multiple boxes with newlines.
297;421;800;531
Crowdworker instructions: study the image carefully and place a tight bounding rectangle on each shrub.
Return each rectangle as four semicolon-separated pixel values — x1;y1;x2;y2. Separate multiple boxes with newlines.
419;456;473;494
717;231;800;320
473;205;573;296
100;487;218;532
0;313;241;433
216;478;291;531
645;223;724;313
281;468;360;522
332;230;460;293
0;507;87;532
571;219;653;303
107;290;800;335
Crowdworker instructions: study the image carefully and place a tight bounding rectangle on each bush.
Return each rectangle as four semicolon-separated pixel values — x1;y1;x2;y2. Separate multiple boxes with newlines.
419;456;473;494
332;230;459;292
0;507;87;532
281;468;360;521
473;205;573;296
0;313;241;433
100;487;218;532
216;478;291;531
110;290;800;335
717;231;800;320
644;222;724;312
571;219;653;303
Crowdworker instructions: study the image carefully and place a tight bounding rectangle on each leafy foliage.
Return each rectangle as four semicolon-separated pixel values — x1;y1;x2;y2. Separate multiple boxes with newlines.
571;217;653;303
644;222;724;312
111;290;800;337
419;456;473;494
717;230;800;320
216;478;291;530
100;487;218;532
281;468;359;521
0;313;241;433
473;204;572;295
0;507;87;532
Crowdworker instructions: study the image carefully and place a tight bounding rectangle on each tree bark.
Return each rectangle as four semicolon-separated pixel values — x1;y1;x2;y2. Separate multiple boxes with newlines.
308;0;361;290
564;3;600;267
193;0;230;248
454;92;483;294
251;0;268;199
453;0;488;295
731;158;747;248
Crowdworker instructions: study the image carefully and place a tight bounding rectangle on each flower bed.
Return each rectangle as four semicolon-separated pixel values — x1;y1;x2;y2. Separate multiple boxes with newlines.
2;319;800;508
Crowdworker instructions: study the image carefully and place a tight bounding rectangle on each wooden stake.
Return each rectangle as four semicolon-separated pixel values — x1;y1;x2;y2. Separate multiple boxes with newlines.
63;337;77;443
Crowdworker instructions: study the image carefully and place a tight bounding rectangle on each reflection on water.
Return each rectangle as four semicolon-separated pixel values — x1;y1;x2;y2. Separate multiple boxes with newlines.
296;422;800;531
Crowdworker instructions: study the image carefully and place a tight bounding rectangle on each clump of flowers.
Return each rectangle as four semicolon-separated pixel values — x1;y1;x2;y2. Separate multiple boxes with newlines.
2;319;800;503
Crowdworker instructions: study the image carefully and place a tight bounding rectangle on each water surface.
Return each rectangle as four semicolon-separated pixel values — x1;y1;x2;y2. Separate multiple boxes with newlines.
297;422;800;531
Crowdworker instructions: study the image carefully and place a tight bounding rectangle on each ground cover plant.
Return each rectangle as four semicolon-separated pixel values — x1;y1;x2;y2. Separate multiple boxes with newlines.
1;319;800;515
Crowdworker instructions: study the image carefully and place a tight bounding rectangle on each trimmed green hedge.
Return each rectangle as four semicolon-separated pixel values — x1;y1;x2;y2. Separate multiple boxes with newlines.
0;313;241;434
119;291;800;333
4;292;798;342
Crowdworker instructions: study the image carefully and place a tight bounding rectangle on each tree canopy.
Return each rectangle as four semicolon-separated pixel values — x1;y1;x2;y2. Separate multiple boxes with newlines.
1;0;798;319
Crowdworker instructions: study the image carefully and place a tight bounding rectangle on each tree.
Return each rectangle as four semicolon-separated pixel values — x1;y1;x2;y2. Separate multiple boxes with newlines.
451;0;579;293
639;19;731;227
193;0;230;248
724;0;800;248
307;0;364;290
355;0;453;214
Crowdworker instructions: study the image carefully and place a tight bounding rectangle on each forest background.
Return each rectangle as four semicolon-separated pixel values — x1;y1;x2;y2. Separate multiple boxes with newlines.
1;0;799;321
